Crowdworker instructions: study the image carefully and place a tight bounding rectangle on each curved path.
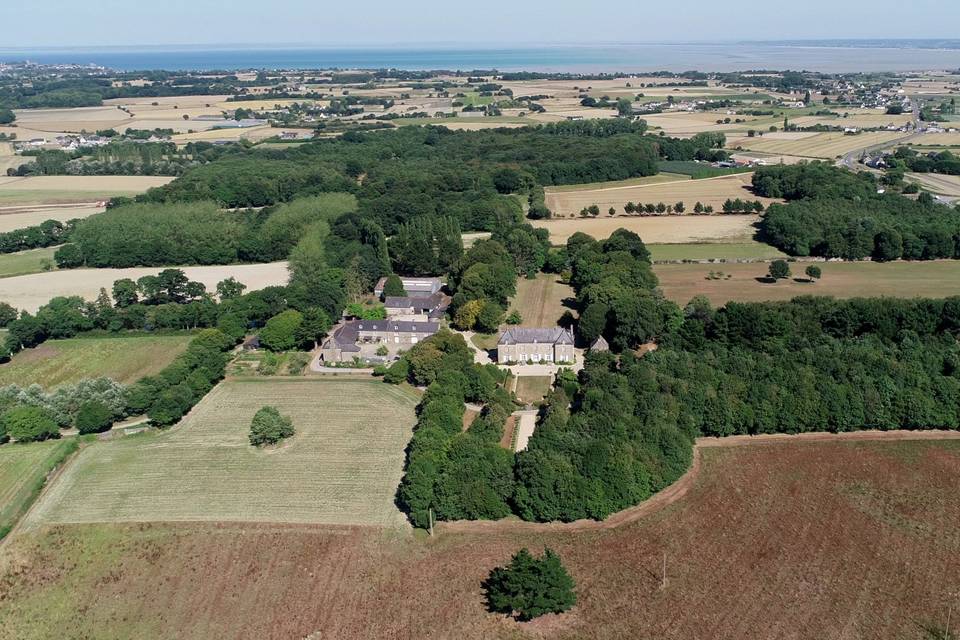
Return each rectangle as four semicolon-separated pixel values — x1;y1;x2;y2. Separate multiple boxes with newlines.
438;429;960;535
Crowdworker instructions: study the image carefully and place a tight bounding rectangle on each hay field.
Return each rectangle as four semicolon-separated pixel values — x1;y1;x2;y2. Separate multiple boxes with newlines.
642;111;772;135
654;260;960;305
911;132;960;147
907;172;960;197
532;214;758;245
4;439;959;639
0;439;75;538
648;241;787;262
543;172;773;218
0;176;172;205
24;378;420;528
0;335;193;388
12;106;130;133
171;124;276;143
0;261;289;312
507;274;575;327
0;203;104;232
787;112;912;129
727;130;907;158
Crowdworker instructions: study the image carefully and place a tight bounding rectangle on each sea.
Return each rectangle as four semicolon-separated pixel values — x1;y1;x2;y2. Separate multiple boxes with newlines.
3;43;960;73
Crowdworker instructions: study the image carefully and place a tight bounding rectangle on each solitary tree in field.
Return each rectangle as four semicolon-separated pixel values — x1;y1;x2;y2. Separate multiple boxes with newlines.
608;207;616;216
769;260;791;281
249;406;295;446
484;548;576;621
805;265;822;282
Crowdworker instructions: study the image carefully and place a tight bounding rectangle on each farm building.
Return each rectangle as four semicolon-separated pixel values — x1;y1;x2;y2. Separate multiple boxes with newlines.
320;319;440;363
384;292;448;320
374;276;444;298
497;327;575;365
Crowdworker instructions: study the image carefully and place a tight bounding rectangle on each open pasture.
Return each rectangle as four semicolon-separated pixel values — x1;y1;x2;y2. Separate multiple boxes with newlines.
0;247;58;278
654;260;960;305
907;172;960;197
532;214;758;245
3;438;959;639
0;335;193;389
507;273;575;327
543;172;773;218
641;111;772;135
727;130;907;159
23;378;420;528
0;261;289;313
0;439;76;538
911;132;960;147
648;241;786;262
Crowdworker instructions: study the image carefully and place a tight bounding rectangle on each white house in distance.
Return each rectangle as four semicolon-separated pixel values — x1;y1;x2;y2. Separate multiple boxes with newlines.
496;327;575;365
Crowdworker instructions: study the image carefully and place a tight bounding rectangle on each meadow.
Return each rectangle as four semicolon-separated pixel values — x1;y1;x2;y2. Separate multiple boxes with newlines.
0;175;173;205
0;335;194;388
647;241;786;262
531;214;759;245
0;261;289;312
0;439;76;539
0;247;58;278
23;378;420;528
653;260;960;305
543;173;774;219
3;438;958;639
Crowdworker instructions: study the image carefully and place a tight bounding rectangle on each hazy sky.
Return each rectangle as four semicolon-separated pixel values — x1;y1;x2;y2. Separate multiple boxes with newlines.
6;0;959;48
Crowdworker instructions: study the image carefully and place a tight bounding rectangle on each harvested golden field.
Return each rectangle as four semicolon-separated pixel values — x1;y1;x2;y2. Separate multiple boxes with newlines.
172;125;275;143
907;172;960;197
0;175;173;205
654;260;960;305
0;261;289;312
0;203;104;232
543;173;774;218
911;132;960;147
532;214;758;245
23;378;420;528
727;130;908;159
787;112;911;129
12;106;130;133
3;438;959;639
641;111;771;135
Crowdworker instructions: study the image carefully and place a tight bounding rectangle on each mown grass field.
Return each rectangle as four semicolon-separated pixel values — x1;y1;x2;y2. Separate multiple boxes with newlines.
531;213;759;245
543;172;775;219
654;260;960;305
648;241;787;262
0;439;76;539
0;246;57;278
0;176;173;205
2;439;959;639
0;335;193;388
506;274;575;327
23;378;420;528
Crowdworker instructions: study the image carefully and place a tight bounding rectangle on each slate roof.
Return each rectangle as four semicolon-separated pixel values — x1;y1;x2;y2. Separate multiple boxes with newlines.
384;292;448;311
498;327;575;346
590;335;610;352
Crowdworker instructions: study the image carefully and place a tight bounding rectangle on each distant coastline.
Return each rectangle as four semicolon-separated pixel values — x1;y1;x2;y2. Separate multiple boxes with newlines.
3;41;960;73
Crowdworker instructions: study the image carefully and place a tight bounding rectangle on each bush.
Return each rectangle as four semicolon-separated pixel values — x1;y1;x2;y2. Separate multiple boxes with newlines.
74;400;114;434
1;405;60;442
484;548;577;621
249;405;295;446
259;309;304;352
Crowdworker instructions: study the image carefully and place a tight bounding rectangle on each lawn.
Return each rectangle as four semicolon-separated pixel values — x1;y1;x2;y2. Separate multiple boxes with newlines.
654;260;960;305
0;335;194;388
0;246;58;279
506;273;575;327
0;439;76;539
23;378;420;528
3;439;959;639
513;375;552;404
648;241;786;262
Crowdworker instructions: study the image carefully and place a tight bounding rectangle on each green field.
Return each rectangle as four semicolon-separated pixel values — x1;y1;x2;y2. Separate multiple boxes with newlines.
649;241;787;262
0;439;76;538
0;246;58;279
545;172;689;192
657;161;755;179
23;378;420;528
0;335;194;388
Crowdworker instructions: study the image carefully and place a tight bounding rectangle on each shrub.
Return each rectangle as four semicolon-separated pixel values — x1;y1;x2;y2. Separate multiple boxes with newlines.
484;548;577;621
249;405;295;446
768;260;791;280
2;405;60;442
74;400;113;434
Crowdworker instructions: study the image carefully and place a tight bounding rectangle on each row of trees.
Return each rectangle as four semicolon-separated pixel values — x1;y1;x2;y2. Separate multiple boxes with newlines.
0;219;75;255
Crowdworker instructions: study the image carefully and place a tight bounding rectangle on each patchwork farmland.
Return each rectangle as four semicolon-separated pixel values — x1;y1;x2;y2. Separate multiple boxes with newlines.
0;335;194;388
543;172;775;218
23;379;420;528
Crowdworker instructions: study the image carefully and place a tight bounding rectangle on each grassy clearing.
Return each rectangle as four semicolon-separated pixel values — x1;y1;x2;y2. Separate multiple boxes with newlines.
0;246;58;279
0;439;77;539
648;241;786;262
514;376;552;404
654;260;960;305
24;378;420;528
507;274;575;327
0;335;193;388
3;439;959;639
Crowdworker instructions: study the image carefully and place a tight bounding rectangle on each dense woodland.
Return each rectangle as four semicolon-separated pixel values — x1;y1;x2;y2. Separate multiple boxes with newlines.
755;163;960;260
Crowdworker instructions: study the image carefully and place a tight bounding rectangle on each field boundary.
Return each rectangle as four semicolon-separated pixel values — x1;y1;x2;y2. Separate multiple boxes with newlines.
438;429;960;535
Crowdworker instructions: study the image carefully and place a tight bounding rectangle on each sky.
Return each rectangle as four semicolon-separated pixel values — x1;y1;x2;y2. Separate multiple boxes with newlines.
5;0;960;49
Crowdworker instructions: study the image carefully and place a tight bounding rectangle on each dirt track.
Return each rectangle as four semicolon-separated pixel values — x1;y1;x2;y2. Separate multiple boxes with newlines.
438;429;960;535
